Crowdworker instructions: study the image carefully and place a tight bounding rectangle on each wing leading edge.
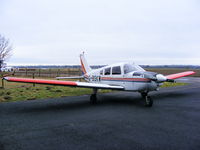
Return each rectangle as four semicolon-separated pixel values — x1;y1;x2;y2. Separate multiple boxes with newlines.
165;71;195;80
3;77;124;90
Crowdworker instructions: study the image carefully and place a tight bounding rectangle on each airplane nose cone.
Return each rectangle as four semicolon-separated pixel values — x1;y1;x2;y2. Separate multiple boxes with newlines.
156;74;167;82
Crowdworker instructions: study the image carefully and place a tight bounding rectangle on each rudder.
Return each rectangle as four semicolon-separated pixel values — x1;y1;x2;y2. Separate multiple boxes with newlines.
80;52;91;74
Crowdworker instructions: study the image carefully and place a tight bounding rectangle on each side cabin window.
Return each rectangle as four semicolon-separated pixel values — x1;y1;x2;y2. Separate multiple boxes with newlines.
112;66;121;75
100;70;103;75
104;67;111;75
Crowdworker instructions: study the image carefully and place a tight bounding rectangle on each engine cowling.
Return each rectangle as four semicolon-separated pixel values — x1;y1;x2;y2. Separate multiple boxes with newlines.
156;74;167;82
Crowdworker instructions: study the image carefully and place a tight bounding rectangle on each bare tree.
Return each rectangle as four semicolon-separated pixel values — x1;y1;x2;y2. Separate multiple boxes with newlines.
0;34;12;70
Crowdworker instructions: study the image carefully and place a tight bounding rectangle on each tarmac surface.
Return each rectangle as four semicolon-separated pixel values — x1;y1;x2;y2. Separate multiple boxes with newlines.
0;77;200;150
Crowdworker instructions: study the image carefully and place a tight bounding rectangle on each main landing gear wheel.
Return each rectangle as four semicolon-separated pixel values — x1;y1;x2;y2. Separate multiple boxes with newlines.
90;89;98;104
144;96;153;107
141;92;153;107
90;94;97;104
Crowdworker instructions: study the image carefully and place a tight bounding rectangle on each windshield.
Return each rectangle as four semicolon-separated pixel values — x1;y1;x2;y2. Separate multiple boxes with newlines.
124;64;144;74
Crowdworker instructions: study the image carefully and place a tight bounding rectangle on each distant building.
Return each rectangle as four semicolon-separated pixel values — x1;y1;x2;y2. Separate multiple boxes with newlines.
0;62;14;72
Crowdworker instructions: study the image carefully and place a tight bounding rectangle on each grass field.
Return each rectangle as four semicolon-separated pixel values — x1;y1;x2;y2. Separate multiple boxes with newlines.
0;85;93;102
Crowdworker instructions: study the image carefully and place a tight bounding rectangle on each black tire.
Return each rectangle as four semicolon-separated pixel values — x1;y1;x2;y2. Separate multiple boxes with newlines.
144;96;153;107
90;94;97;104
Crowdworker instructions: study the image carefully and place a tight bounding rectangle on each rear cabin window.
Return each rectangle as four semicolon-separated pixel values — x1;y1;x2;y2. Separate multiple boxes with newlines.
100;70;103;75
104;67;111;75
112;66;121;75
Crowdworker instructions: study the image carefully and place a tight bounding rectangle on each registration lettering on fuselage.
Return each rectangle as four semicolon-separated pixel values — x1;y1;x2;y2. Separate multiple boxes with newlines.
88;75;101;82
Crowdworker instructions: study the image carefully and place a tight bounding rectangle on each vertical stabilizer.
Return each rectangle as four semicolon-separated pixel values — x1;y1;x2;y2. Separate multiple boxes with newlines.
80;52;92;74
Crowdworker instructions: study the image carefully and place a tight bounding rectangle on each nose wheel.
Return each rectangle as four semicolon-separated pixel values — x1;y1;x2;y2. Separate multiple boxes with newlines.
144;96;153;107
141;92;153;107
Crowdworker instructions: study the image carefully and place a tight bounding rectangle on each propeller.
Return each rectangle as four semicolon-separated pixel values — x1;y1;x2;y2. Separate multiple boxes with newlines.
143;72;175;83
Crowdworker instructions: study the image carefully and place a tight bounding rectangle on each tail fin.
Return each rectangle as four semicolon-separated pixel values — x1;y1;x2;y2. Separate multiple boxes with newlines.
80;52;92;74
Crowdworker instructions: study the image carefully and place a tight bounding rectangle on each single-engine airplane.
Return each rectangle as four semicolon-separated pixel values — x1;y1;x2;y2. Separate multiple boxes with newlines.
4;53;195;107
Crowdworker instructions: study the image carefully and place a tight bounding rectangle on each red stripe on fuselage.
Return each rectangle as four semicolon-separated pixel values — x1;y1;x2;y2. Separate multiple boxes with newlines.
101;77;151;82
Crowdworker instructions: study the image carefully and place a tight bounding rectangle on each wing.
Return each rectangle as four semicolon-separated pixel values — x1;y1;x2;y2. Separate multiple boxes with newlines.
165;71;195;80
56;76;84;79
3;77;124;90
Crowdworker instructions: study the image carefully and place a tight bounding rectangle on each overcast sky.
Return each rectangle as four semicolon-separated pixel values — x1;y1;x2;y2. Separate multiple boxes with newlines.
0;0;200;65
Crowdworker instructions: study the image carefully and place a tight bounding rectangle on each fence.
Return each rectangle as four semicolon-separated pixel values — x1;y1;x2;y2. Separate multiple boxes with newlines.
12;68;83;78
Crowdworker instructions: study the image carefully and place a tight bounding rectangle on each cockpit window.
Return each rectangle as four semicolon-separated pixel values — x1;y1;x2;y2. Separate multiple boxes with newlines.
124;64;134;74
124;64;144;74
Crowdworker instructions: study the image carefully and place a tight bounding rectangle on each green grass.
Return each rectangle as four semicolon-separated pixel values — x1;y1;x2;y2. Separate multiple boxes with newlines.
0;84;111;102
160;82;188;88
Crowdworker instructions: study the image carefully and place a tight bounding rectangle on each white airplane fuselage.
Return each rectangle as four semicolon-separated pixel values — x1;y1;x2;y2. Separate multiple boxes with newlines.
83;62;160;92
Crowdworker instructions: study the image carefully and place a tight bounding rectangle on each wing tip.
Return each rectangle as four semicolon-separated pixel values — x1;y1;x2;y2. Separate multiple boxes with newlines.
166;71;196;80
3;77;9;80
186;71;196;76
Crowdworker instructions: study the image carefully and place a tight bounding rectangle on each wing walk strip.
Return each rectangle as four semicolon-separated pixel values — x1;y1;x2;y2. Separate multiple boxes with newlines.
3;77;124;90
